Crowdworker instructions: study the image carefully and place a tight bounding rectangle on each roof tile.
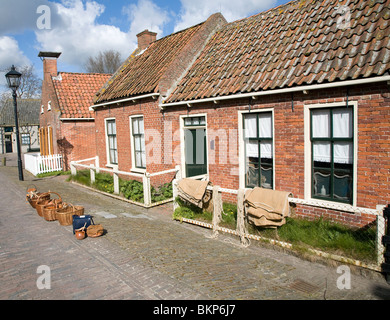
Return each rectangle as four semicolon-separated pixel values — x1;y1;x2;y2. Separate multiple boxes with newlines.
165;0;390;103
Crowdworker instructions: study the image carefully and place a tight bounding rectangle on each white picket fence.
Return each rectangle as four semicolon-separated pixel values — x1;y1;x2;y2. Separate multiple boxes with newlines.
24;153;63;176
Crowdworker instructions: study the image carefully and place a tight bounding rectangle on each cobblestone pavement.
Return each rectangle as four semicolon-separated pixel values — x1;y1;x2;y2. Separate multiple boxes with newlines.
1;154;390;301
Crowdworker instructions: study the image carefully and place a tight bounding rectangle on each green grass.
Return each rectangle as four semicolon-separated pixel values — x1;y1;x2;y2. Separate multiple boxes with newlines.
173;200;378;263
36;170;71;178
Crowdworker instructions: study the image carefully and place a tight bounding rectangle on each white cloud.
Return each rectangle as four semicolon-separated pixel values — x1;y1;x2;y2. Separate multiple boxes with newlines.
174;0;277;32
35;0;171;70
0;36;31;68
122;0;171;40
35;0;132;68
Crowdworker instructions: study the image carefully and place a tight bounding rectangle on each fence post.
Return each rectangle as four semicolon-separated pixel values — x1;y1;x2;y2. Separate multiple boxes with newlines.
90;164;96;184
172;179;178;211
95;156;100;174
113;165;120;195
376;205;386;266
70;161;77;176
175;164;182;180
143;173;151;207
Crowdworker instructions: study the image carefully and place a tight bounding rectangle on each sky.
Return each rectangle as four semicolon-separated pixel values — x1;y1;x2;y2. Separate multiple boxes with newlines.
0;0;291;90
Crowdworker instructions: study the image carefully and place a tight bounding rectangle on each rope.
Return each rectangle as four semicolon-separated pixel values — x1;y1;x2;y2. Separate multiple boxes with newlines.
237;188;250;247
206;186;223;239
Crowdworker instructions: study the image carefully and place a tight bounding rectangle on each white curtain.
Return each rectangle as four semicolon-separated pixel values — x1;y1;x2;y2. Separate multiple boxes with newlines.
244;113;272;159
312;108;352;164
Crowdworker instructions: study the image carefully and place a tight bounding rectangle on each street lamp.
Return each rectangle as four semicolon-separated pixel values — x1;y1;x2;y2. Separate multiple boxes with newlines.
5;65;23;181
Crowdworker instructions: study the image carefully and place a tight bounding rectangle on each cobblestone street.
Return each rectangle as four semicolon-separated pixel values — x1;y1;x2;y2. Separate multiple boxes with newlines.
1;155;390;303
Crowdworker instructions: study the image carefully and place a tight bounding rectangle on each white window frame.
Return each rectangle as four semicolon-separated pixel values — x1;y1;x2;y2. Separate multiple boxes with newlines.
129;115;146;173
304;101;358;206
104;117;118;167
238;109;275;190
180;113;209;180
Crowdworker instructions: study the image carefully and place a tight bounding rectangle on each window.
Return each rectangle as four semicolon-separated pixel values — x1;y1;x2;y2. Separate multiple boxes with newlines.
21;134;30;145
183;115;207;178
311;107;353;204
106;119;118;165
131;116;146;169
243;112;273;189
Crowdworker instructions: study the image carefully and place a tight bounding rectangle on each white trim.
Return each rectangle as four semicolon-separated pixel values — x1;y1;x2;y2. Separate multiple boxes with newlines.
238;108;275;190
129;114;146;173
90;93;160;110
304;101;358;206
179;113;209;179
104;117;117;167
160;75;390;108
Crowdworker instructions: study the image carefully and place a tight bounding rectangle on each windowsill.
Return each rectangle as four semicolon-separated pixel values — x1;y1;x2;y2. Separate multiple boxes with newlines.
299;197;357;213
105;163;118;169
131;167;146;174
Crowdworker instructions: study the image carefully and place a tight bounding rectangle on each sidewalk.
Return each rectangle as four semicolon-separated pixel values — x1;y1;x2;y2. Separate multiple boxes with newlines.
0;158;390;300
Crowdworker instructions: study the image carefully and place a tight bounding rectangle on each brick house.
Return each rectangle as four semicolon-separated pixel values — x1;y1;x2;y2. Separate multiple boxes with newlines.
91;0;390;227
39;52;111;169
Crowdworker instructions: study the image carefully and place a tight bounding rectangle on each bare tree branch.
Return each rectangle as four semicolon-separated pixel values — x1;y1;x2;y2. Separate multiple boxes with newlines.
84;50;122;74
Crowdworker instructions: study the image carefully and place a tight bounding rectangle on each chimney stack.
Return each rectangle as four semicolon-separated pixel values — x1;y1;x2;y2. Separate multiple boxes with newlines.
38;51;61;81
136;30;157;51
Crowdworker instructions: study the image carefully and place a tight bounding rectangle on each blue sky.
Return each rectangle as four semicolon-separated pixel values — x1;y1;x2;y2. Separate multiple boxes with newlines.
0;0;291;88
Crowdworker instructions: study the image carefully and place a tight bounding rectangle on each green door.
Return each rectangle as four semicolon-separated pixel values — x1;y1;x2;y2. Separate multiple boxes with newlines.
184;128;207;177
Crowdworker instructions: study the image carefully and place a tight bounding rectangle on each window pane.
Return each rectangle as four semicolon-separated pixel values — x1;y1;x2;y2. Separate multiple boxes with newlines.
132;118;139;134
244;114;257;138
261;165;273;189
334;170;352;200
135;136;141;151
313;141;331;163
312;109;330;138
260;141;272;159
333;108;352;138
195;129;206;164
246;162;259;188
334;141;353;164
135;151;141;167
259;113;272;138
313;170;331;197
245;140;258;158
141;152;146;168
139;118;144;134
184;118;192;126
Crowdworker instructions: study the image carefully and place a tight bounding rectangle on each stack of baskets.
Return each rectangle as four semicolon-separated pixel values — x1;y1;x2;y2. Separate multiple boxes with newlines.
26;187;85;226
26;186;103;239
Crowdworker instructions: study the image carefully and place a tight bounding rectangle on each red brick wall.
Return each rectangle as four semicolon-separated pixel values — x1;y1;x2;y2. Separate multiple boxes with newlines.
94;83;390;227
59;120;97;170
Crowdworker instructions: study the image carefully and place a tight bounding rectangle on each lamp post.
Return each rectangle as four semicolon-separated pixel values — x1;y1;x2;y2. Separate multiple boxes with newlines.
5;65;23;181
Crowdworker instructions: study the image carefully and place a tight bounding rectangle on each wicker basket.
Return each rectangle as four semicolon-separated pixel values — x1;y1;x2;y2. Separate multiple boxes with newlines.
56;203;84;226
26;185;50;209
35;193;51;217
42;192;63;221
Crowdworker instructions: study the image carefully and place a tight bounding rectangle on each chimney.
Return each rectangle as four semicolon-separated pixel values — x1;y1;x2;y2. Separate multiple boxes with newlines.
38;51;61;81
136;30;157;50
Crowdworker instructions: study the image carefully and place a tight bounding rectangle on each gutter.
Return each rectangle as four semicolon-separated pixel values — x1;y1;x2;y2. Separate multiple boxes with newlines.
159;75;390;108
89;93;160;111
60;118;95;121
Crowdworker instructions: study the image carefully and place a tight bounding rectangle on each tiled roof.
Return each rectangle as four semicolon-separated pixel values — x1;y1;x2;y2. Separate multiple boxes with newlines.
53;72;111;119
0;99;40;126
165;0;390;103
94;22;204;104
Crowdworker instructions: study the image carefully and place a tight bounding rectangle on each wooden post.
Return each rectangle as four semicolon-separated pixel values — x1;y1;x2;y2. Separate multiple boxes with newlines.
143;173;151;207
95;156;100;173
90;164;95;184
376;205;386;266
70;161;77;176
113;165;119;195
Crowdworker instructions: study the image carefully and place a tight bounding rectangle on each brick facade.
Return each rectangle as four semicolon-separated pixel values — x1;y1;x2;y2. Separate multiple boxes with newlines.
94;82;390;227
